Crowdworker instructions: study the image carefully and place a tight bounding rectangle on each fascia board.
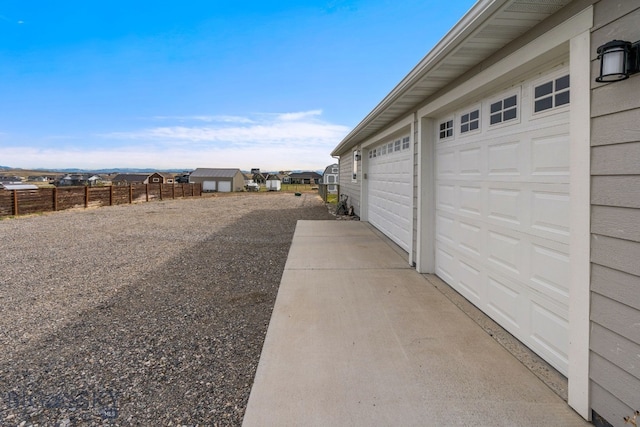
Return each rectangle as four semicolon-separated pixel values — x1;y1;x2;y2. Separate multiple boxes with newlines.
331;0;508;156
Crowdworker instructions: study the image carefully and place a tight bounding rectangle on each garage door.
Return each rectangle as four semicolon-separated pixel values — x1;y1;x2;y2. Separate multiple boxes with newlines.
367;135;412;252
203;181;216;192
434;69;571;375
218;181;232;192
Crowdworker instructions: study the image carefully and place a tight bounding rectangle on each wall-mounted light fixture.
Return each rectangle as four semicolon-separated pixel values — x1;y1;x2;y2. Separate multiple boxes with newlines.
595;39;640;83
354;151;362;161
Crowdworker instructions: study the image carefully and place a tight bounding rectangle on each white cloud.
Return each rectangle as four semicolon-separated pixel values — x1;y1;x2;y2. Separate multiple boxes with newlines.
102;109;348;147
1;110;349;170
151;115;254;124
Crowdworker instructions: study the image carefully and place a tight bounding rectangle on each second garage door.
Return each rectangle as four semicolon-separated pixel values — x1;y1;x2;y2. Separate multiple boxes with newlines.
434;68;571;375
367;135;412;253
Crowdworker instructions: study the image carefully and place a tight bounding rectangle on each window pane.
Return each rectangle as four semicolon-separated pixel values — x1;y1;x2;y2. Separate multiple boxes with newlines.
535;97;553;112
535;81;553;98
556;75;570;91
470;110;479;120
503;108;517;121
470;121;479;131
490;101;502;114
490;113;501;125
440;123;446;131
395;141;401;151
461;113;469;123
461;123;469;133
446;129;453;137
504;95;517;108
555;91;570;106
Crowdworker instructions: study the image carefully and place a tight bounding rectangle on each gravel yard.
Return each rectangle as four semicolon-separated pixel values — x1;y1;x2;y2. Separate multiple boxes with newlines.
0;192;334;426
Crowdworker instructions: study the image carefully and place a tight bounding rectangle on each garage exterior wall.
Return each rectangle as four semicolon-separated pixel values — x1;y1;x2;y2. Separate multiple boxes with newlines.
189;172;245;192
589;2;640;425
338;150;361;216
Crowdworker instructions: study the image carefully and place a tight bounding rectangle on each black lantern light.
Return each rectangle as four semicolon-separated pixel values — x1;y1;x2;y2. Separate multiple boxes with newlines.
595;39;640;83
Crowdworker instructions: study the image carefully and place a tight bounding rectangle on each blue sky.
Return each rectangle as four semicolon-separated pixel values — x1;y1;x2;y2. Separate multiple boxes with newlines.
0;0;475;171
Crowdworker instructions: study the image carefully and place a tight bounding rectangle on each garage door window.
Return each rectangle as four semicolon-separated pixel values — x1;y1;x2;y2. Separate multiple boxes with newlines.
439;120;453;139
394;139;401;152
534;74;570;113
402;136;411;149
460;108;480;134
490;94;518;125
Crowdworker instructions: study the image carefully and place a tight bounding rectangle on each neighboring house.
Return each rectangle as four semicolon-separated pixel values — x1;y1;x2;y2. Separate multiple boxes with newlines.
0;176;23;185
147;172;175;184
111;174;150;186
175;173;191;183
331;1;640;424
321;163;339;193
57;174;103;187
26;176;50;183
288;172;321;185
188;168;245;192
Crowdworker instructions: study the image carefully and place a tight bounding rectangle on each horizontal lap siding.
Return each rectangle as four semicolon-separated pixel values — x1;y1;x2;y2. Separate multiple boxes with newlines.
590;3;640;424
339;153;361;216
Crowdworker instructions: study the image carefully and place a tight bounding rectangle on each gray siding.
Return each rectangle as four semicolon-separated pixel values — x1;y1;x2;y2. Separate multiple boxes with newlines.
338;151;361;216
589;2;640;425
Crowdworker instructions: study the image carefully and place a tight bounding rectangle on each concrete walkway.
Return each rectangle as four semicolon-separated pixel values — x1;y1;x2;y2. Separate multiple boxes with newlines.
243;221;588;426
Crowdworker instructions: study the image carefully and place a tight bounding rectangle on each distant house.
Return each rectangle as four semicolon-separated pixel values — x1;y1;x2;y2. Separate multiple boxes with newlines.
111;174;150;186
0;176;23;185
189;168;245;192
27;176;50;183
146;172;174;184
175;173;191;183
57;174;103;187
321;163;339;194
288;172;322;185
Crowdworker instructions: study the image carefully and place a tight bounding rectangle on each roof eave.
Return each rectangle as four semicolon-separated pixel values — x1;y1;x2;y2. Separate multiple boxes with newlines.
331;0;507;156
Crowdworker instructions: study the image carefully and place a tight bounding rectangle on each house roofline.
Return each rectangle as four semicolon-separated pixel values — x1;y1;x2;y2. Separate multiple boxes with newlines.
331;0;512;156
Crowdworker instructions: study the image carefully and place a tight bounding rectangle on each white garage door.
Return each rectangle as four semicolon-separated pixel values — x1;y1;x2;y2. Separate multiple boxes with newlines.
203;181;217;192
218;181;232;192
367;135;412;252
435;69;571;375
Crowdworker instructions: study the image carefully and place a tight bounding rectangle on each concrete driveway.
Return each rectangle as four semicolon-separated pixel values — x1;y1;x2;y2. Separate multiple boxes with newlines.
243;221;589;426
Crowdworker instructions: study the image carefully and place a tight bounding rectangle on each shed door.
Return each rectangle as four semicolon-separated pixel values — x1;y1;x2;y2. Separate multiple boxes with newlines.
367;135;412;253
218;181;232;192
203;181;217;191
434;69;571;375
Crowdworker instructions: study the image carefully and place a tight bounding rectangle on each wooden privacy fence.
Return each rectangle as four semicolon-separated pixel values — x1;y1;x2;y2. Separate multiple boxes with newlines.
0;183;202;218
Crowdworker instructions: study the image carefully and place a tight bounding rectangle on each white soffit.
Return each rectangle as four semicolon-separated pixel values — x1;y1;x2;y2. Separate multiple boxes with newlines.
331;0;572;156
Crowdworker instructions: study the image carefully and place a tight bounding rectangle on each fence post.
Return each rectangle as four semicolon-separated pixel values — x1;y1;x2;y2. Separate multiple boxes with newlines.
109;185;113;206
53;187;58;211
159;183;163;201
145;184;149;202
12;189;18;216
172;184;175;199
129;185;133;204
85;186;89;208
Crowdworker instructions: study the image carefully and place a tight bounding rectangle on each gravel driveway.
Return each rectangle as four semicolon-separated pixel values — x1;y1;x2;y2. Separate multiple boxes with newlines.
0;192;334;426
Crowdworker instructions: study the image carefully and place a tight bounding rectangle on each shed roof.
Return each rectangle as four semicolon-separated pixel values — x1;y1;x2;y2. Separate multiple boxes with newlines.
2;184;38;190
331;0;572;156
190;168;241;178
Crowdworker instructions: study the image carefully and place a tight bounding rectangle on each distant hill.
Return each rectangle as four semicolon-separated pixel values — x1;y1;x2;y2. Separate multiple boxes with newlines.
1;167;191;175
